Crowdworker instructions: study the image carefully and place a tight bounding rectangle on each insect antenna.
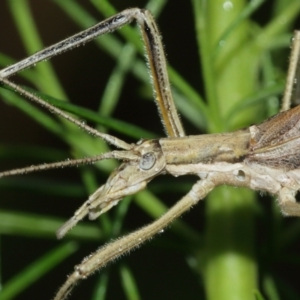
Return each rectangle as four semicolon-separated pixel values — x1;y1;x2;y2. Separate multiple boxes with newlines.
0;150;139;179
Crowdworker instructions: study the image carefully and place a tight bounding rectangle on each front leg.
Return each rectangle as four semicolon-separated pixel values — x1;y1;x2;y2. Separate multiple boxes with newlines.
53;177;216;300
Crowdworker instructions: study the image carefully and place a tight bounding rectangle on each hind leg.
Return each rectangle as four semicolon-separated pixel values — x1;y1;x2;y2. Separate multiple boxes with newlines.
278;187;300;216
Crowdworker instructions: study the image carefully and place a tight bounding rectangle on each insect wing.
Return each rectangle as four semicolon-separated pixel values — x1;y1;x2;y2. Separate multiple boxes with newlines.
247;105;300;169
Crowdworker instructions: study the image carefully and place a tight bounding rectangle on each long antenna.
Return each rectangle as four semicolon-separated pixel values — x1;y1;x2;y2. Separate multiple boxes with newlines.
0;150;139;178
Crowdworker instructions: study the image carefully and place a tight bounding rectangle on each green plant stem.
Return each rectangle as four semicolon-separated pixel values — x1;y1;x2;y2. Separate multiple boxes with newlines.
193;0;258;299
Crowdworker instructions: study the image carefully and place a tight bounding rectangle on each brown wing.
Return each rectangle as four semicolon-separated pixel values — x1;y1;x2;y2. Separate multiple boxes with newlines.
246;105;300;170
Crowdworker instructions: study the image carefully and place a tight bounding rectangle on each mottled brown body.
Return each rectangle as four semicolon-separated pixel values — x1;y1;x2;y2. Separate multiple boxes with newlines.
159;105;300;172
160;130;250;165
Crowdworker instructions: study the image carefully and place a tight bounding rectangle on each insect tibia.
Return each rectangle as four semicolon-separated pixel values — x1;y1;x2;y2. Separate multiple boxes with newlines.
0;77;132;150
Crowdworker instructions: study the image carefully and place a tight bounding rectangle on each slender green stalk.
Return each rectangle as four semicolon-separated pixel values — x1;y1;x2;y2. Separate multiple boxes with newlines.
192;0;300;299
0;243;77;300
193;0;258;299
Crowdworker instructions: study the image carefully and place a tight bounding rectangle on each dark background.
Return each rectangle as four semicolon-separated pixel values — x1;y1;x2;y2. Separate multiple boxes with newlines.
1;1;300;299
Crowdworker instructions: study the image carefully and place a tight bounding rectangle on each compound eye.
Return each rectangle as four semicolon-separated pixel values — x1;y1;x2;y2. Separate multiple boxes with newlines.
139;152;156;170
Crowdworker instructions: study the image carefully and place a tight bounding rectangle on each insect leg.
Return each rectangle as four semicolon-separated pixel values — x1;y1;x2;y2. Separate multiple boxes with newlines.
278;187;300;216
53;178;216;300
0;8;184;138
281;31;300;111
